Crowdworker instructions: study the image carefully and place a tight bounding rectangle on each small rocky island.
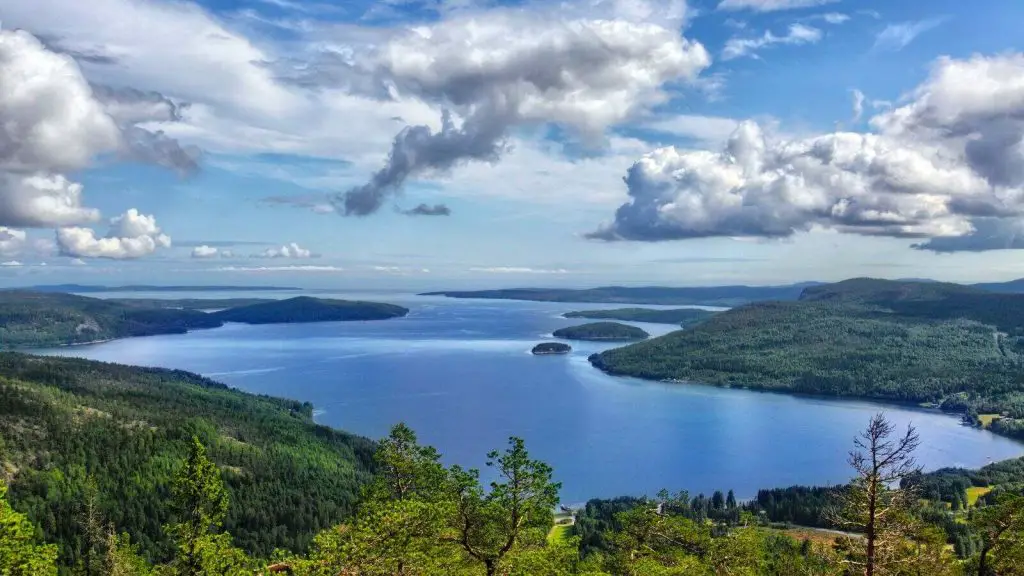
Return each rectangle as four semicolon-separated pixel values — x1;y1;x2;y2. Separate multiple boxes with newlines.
552;322;650;342
532;342;572;355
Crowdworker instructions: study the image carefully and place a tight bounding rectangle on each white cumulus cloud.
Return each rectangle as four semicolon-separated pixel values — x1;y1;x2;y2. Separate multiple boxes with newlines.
191;245;220;258
0;227;26;256
57;209;171;259
592;52;1024;252
254;242;316;259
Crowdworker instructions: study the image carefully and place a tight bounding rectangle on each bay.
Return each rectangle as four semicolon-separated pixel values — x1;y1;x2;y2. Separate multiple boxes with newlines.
37;292;1024;504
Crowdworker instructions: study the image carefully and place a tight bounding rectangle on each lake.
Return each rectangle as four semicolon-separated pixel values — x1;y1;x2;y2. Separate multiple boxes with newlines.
39;292;1024;504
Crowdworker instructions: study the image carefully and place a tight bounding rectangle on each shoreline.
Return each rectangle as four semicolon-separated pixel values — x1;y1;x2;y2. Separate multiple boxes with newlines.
587;359;1024;445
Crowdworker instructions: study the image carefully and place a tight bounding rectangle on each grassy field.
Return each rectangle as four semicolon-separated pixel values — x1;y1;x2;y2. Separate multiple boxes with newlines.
966;486;993;506
978;414;1002;428
548;513;574;544
547;524;573;544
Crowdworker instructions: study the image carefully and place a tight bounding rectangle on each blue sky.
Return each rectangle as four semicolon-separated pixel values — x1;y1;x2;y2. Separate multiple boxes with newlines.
0;0;1023;289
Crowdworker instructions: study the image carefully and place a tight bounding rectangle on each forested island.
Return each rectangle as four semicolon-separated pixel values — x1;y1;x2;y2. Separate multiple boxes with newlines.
553;322;650;341
532;342;572;355
0;292;409;348
590;278;1024;440
1;354;1021;576
213;296;408;324
422;284;816;306
564;307;717;327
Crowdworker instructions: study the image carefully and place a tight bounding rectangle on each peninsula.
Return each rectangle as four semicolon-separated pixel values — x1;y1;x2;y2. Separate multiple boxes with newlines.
589;278;1024;441
0;292;408;348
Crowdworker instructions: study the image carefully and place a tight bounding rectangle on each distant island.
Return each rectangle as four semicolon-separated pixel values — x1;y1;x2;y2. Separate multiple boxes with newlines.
589;278;1024;441
564;308;718;327
553;322;649;341
421;284;818;306
214;297;408;324
0;292;408;348
531;342;572;355
24;284;301;293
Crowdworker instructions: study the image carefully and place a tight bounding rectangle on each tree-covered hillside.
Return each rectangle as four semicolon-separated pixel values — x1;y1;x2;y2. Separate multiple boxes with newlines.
590;279;1024;440
0;291;223;348
0;353;375;566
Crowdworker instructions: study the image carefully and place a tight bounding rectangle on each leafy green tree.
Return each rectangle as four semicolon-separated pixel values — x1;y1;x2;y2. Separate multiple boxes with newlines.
0;479;58;576
450;437;561;576
166;436;233;575
335;424;461;575
971;492;1024;576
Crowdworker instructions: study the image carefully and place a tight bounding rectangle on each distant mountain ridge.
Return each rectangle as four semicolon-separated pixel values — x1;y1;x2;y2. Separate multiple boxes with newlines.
22;284;301;293
423;277;1024;306
422;283;823;306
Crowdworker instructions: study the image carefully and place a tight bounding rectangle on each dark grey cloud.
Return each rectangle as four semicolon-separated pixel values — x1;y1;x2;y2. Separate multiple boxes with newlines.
36;34;119;65
329;13;709;217
332;109;507;216
912;219;1024;253
91;85;201;177
122;126;201;177
402;203;451;216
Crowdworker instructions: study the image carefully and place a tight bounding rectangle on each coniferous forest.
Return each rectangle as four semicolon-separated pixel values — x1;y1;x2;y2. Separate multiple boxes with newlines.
1;354;1023;575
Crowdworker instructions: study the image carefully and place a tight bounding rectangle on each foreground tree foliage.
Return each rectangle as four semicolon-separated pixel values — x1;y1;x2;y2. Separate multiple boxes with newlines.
3;415;1024;575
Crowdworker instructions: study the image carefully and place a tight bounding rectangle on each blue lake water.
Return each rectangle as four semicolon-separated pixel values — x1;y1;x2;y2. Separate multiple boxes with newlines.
39;292;1024;503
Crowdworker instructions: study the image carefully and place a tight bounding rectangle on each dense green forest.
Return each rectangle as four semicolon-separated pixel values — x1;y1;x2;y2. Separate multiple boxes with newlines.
563;308;717;327
591;278;1024;440
4;404;1023;575
212;296;408;324
423;284;815;306
0;353;376;568
0;292;408;348
553;322;649;342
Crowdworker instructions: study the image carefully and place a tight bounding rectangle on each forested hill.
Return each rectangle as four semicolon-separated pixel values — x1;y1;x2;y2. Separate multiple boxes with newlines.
0;292;408;348
212;296;408;324
422;283;818;306
590;278;1024;441
0;353;376;566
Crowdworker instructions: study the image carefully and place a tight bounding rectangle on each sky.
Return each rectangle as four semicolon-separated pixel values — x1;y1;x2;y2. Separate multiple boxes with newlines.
0;0;1023;289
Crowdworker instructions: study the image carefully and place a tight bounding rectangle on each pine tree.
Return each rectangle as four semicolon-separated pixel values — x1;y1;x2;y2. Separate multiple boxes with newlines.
166;436;230;575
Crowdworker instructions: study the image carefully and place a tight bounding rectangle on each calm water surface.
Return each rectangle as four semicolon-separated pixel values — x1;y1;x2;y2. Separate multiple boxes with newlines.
39;292;1024;503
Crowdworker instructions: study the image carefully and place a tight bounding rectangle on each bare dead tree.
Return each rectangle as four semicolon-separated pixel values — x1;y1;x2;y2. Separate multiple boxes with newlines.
830;413;922;576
